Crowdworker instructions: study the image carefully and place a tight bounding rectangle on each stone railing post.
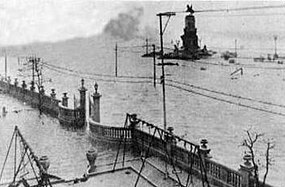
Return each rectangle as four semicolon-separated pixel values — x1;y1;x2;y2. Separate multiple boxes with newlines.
199;139;212;158
78;79;87;124
7;76;11;84
129;114;140;129
239;154;254;187
62;93;69;107
79;79;87;109
21;80;27;89
40;86;45;95
91;82;101;123
50;89;56;99
30;81;35;91
14;78;18;87
166;127;177;155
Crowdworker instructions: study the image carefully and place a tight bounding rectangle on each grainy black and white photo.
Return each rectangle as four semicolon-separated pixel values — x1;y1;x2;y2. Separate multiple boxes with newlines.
0;1;284;187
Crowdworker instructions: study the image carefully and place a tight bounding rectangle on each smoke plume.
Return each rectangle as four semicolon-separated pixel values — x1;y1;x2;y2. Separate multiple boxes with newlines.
103;7;144;41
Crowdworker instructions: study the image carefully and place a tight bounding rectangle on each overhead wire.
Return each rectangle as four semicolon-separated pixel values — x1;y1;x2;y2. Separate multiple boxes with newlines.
42;62;152;84
166;83;285;117
166;79;285;108
40;59;285;117
169;4;285;15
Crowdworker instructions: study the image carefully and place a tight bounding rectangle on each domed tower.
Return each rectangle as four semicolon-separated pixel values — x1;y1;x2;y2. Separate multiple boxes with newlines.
180;14;199;52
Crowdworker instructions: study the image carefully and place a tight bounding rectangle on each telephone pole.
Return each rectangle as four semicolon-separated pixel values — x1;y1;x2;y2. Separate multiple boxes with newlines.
146;38;149;55
234;39;237;57
157;12;175;178
4;50;7;80
152;44;156;88
158;13;166;132
115;43;118;77
274;35;278;59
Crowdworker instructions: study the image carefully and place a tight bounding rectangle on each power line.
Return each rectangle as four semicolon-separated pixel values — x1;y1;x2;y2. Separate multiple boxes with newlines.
41;60;285;117
166;83;285;117
42;63;152;84
167;79;285;109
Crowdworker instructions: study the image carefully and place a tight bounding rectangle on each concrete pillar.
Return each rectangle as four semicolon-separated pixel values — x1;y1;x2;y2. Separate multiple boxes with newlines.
50;89;56;99
78;79;87;123
14;78;18;87
6;77;11;93
199;139;212;158
7;76;11;84
21;81;27;89
79;79;87;109
129;114;140;129
91;82;101;123
165;127;176;155
239;154;254;187
62;93;69;107
30;81;35;91
39;86;45;96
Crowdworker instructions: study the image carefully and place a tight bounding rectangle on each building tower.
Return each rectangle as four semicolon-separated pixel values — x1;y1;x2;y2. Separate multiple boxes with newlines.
180;14;199;52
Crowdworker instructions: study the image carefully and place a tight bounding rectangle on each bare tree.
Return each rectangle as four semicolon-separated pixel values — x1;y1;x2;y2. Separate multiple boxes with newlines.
241;130;274;187
262;140;275;187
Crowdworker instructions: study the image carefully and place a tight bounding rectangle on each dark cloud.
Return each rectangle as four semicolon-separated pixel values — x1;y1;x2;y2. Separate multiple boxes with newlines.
103;7;144;41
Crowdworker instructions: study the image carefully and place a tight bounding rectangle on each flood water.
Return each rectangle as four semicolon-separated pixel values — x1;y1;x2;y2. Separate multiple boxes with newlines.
1;1;285;186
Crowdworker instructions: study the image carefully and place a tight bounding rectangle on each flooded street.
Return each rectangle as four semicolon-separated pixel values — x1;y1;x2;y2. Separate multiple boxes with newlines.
0;1;285;186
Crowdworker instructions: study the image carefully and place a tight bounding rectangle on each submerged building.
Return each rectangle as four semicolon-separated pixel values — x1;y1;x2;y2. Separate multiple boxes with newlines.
163;7;215;60
181;14;199;52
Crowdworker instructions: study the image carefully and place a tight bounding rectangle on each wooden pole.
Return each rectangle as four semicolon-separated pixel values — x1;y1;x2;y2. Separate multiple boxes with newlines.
158;13;168;178
115;43;118;77
4;50;7;80
274;35;277;57
32;58;35;84
146;38;149;55
235;39;237;57
153;44;156;88
158;14;167;133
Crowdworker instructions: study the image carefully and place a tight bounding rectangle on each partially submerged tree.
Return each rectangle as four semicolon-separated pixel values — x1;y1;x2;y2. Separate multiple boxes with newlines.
241;130;275;187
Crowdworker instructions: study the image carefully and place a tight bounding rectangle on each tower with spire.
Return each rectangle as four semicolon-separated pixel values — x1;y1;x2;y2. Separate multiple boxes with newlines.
180;9;199;53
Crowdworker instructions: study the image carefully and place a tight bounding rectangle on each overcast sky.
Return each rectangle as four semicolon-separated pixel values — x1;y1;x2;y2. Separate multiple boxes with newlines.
0;1;284;46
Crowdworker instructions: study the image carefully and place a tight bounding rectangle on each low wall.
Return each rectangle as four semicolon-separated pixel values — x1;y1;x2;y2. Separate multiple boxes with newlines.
89;119;132;143
132;127;242;187
0;79;59;117
88;118;242;187
58;105;85;128
88;114;274;187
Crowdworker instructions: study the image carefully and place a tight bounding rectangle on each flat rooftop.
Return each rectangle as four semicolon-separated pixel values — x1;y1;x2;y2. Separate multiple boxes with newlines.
50;150;211;187
63;167;155;187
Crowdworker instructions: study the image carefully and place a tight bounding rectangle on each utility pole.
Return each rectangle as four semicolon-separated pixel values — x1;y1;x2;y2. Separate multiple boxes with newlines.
274;35;278;59
158;14;167;132
152;44;156;88
146;38;149;55
4;50;7;80
157;12;175;179
234;39;237;57
31;57;35;84
115;43;118;77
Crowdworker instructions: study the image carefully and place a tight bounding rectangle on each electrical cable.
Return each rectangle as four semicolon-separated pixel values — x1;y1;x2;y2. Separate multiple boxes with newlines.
166;83;285;117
